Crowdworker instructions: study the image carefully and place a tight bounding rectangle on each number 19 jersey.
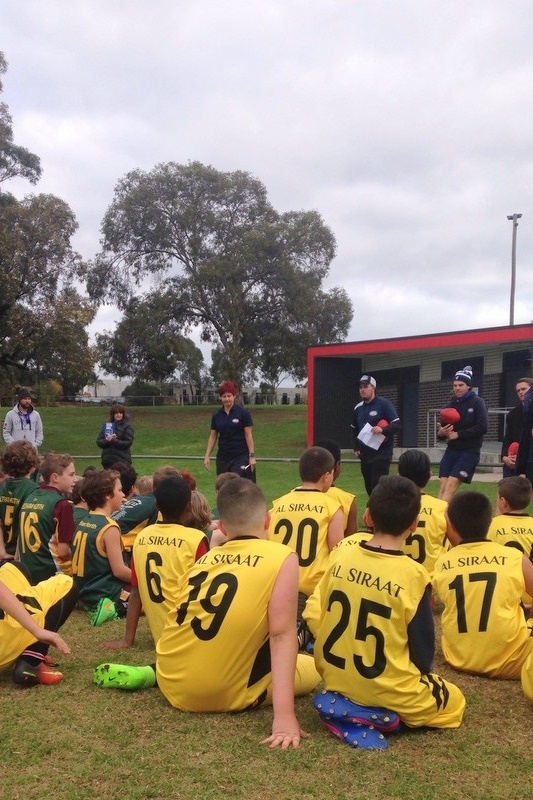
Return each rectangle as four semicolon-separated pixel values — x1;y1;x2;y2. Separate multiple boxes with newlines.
156;537;293;712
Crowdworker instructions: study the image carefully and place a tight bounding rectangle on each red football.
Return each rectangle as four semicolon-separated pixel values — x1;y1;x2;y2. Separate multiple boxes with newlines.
377;419;388;429
508;441;520;458
440;407;460;426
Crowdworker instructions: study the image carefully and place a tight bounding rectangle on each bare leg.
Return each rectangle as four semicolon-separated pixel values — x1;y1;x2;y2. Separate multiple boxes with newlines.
439;477;461;502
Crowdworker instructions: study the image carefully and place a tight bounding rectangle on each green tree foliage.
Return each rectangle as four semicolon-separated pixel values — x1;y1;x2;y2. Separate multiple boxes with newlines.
89;161;353;385
0;53;41;189
123;379;164;406
30;288;97;396
96;292;204;386
0;193;86;374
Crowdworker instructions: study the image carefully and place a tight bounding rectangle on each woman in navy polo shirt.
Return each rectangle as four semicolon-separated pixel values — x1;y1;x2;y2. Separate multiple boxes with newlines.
203;381;257;482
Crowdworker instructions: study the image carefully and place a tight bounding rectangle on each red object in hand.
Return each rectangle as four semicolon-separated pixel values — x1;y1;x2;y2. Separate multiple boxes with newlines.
440;408;461;426
377;419;388;429
508;441;520;458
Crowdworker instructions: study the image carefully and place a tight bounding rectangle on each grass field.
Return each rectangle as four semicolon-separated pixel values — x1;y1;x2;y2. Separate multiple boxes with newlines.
3;405;531;800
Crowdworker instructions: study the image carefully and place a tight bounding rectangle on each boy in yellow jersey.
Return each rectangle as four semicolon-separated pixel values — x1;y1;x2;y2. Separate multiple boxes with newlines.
314;439;357;536
0;560;77;686
487;476;533;609
305;475;465;743
268;446;344;618
398;449;448;578
434;491;533;679
94;479;320;750
101;476;209;649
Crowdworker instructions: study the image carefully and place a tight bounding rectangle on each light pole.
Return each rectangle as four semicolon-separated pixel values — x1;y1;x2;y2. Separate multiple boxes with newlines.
507;213;522;326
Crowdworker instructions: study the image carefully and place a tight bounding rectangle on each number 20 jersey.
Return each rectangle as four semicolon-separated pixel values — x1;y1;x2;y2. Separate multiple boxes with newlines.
156;537;293;712
433;540;532;678
268;488;341;596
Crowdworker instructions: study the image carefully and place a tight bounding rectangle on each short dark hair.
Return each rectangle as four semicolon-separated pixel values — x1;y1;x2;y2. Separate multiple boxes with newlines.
215;471;240;492
368;475;421;536
82;469;120;510
110;461;138;496
154;476;191;518
299;446;334;483
314;439;341;464
398;449;431;488
447;492;492;541
497;476;532;511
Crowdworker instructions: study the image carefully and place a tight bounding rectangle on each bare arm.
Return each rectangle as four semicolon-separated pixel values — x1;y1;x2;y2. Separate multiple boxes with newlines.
244;426;257;471
522;555;533;602
262;552;309;750
203;430;218;471
344;498;358;537
327;508;344;551
102;526;132;583
100;585;142;650
0;580;70;654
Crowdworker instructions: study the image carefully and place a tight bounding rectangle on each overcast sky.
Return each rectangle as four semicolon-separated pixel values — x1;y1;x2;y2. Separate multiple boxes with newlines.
2;0;533;362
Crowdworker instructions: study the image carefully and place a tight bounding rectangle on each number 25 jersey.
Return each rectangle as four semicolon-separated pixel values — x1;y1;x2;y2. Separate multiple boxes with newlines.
156;537;293;712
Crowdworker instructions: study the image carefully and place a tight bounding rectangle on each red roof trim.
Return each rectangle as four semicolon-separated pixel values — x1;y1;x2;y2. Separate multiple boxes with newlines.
308;324;533;358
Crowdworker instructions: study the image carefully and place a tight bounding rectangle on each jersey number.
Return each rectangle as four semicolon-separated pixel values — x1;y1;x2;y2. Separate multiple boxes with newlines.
272;517;319;566
448;571;497;633
18;511;41;554
322;590;391;678
176;570;237;640
145;552;164;604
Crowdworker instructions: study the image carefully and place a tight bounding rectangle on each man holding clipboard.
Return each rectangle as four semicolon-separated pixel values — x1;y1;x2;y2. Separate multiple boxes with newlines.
351;375;401;495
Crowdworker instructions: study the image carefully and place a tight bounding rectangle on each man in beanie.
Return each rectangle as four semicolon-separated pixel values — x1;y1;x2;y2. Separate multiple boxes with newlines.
437;366;488;501
2;388;44;450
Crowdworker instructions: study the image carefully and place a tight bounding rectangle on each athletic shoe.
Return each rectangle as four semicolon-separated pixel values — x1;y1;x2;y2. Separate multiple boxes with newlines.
322;718;388;750
43;654;60;668
89;597;118;626
13;659;63;686
93;663;155;691
314;690;401;733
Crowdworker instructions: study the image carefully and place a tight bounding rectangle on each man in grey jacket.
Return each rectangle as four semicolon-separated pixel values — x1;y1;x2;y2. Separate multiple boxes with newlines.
2;388;44;449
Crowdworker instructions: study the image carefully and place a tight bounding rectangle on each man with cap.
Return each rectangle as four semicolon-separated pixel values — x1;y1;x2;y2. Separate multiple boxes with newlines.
351;375;401;495
437;366;488;501
2;388;44;450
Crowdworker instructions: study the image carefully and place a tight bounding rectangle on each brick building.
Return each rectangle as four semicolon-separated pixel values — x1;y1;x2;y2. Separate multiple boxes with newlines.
307;324;533;451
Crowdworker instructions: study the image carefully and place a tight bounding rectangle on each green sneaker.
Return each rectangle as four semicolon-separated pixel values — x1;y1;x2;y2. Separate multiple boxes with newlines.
93;663;156;691
89;597;118;626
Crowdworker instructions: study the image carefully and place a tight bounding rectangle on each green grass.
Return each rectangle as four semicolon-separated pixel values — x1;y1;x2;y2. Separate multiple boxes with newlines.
2;404;518;800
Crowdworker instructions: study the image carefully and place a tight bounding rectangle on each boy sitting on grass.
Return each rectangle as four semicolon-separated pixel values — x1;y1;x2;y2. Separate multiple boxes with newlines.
314;439;358;537
305;475;465;745
434;491;533;679
101;476;209;649
398;449;448;579
0;560;76;686
18;452;77;583
94;478;320;750
71;470;131;624
268;446;343;618
0;440;41;560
